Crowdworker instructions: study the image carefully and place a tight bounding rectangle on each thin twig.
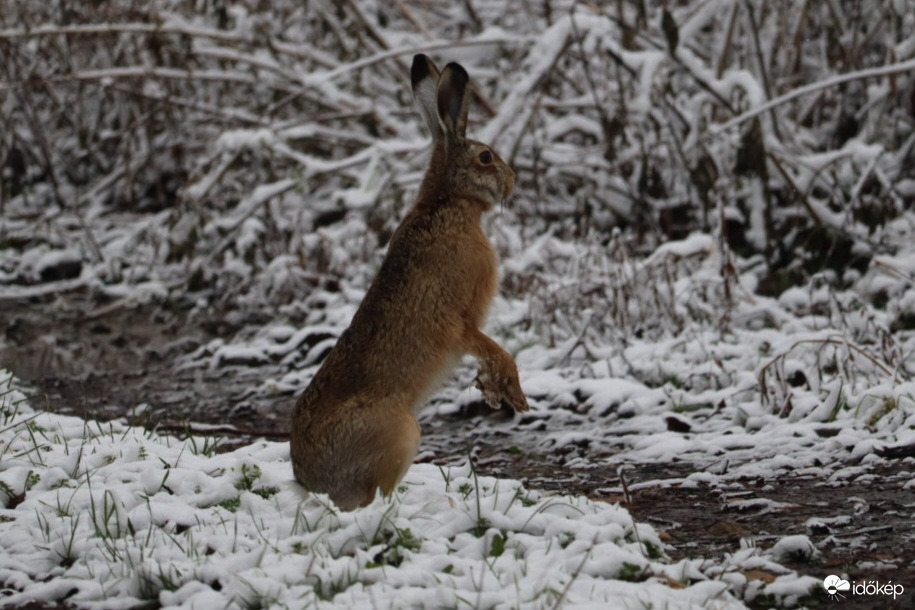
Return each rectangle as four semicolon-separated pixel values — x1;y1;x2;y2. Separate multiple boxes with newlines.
0;21;337;67
710;57;915;136
743;0;782;139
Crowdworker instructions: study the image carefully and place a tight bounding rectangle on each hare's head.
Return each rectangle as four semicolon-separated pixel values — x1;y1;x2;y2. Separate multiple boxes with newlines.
411;54;515;209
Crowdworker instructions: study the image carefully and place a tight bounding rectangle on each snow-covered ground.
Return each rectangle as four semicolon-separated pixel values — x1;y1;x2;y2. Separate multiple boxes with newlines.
1;371;821;609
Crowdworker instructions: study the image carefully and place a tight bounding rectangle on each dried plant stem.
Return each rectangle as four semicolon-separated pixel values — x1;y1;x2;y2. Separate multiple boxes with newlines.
711;56;915;136
743;0;782;140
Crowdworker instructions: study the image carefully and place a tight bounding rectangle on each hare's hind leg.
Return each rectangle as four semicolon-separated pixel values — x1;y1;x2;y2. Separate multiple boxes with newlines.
334;402;421;509
291;402;419;510
370;405;421;500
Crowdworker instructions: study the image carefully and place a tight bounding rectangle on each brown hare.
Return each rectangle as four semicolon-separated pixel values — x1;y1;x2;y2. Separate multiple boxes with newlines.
290;54;528;511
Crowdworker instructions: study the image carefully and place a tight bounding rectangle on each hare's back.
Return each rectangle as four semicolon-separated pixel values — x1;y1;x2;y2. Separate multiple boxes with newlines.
328;219;491;379
378;213;496;323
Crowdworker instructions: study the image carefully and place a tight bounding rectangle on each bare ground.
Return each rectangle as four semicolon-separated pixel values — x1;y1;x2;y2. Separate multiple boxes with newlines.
2;289;913;609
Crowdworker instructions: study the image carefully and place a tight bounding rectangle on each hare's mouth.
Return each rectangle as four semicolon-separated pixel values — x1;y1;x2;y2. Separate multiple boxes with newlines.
499;192;518;212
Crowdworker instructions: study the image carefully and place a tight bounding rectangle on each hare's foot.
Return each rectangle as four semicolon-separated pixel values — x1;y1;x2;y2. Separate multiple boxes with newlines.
465;328;529;412
474;358;529;413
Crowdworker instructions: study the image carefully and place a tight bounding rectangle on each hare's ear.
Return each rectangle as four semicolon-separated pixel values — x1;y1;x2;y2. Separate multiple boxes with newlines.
411;54;442;140
436;62;470;141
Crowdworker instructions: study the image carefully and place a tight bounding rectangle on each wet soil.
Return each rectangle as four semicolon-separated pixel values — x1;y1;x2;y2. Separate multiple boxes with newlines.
2;290;913;609
469;453;915;609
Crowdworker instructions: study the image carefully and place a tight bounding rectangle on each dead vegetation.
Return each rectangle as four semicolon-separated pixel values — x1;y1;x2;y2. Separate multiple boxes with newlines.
2;1;913;298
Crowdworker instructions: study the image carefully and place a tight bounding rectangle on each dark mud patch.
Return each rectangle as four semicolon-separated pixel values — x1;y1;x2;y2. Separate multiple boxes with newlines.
464;453;915;609
1;289;292;434
2;292;914;609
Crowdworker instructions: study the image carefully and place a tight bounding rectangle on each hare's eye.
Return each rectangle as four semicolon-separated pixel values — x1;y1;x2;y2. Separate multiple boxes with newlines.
478;150;493;165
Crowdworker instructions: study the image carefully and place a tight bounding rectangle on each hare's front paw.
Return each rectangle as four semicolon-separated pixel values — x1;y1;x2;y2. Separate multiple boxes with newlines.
474;366;529;413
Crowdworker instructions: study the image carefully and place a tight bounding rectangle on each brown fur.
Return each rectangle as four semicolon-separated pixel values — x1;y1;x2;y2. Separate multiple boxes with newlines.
290;55;528;511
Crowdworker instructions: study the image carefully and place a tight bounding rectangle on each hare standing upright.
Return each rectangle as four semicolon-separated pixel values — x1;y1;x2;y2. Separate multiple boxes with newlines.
290;55;528;511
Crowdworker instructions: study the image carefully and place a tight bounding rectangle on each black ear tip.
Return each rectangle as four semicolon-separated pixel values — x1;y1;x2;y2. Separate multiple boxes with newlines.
444;62;469;86
411;54;431;86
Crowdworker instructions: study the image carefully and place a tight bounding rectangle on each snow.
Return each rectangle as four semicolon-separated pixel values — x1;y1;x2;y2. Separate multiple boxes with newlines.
13;247;84;284
711;55;915;136
0;377;817;609
772;534;817;561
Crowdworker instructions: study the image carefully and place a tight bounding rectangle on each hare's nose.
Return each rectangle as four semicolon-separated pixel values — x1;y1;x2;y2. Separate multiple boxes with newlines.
502;166;516;199
504;165;515;186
